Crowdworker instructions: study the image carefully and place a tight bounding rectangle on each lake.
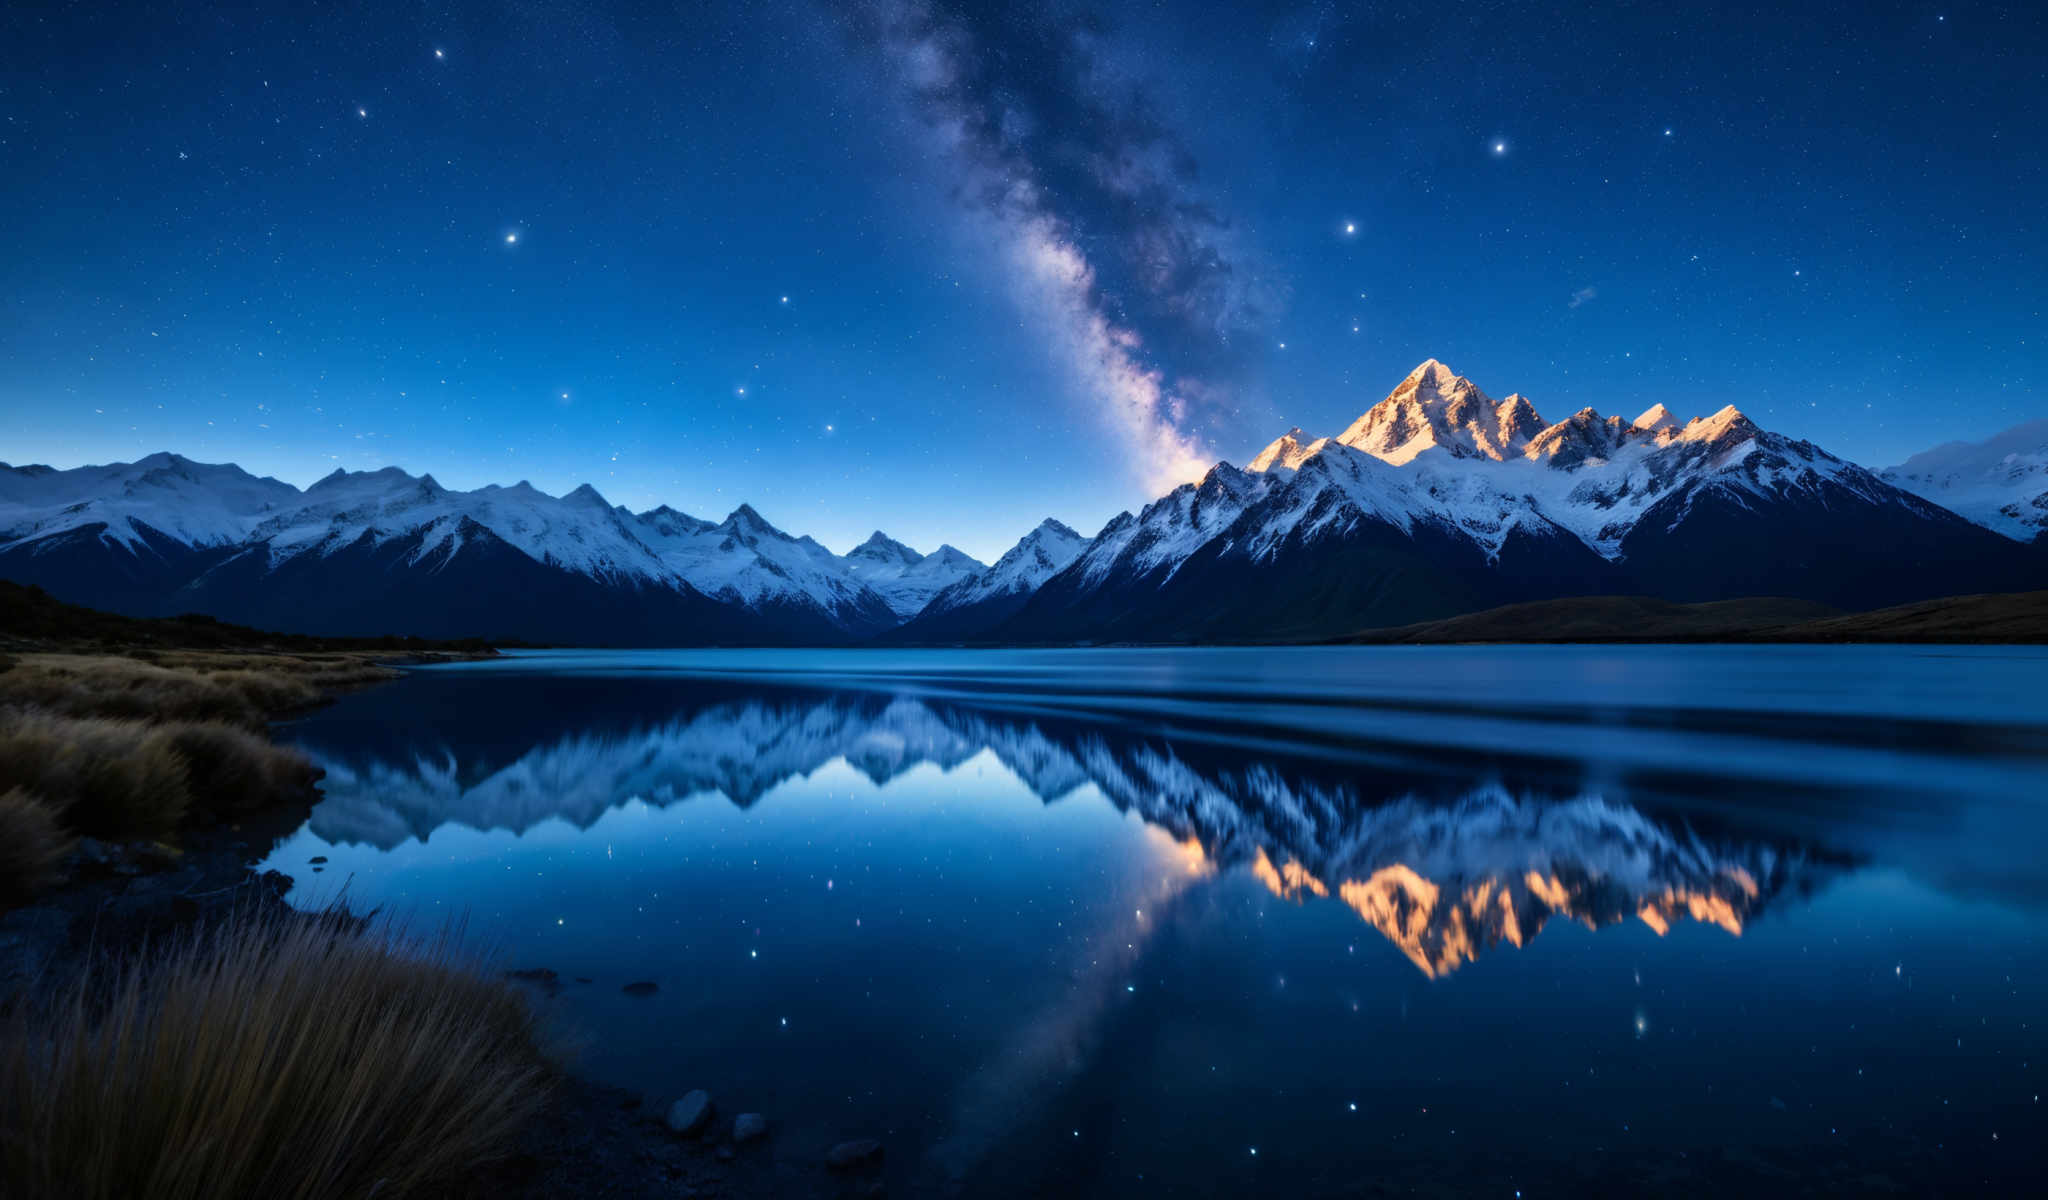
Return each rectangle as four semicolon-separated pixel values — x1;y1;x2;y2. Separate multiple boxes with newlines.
262;647;2048;1196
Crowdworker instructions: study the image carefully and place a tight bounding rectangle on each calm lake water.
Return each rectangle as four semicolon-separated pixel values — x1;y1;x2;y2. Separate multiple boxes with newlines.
264;647;2048;1196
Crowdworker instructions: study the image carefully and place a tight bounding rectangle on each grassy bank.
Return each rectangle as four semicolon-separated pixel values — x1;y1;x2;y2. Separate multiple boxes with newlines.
0;652;388;903
0;581;497;905
0;589;553;1198
1;906;551;1200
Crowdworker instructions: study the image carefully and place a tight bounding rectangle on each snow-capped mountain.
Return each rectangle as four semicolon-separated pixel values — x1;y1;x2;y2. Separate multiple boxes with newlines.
840;532;987;619
995;360;2045;641
1881;418;2048;543
4;361;2041;644
889;518;1091;641
0;451;299;551
0;456;984;642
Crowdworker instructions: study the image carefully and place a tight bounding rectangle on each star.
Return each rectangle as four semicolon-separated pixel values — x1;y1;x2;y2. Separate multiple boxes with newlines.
434;48;445;60
178;151;188;160
357;107;367;119
505;233;518;245
1492;140;1507;155
1663;128;1673;137
1343;221;1356;235
780;295;789;304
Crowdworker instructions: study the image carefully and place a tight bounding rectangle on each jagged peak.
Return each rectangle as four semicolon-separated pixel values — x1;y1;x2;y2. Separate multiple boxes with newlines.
563;482;609;507
1683;405;1758;442
1251;428;1318;473
1029;517;1084;540
307;464;424;492
845;529;923;564
720;502;789;539
1197;461;1259;497
1402;358;1457;387
1633;403;1678;431
635;504;713;533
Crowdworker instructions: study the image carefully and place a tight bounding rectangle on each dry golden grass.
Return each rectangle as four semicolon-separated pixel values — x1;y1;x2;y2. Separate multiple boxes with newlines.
0;908;552;1200
0;657;308;728
159;721;321;823
0;711;192;837
0;788;71;903
0;651;346;846
0;710;318;839
0;652;404;730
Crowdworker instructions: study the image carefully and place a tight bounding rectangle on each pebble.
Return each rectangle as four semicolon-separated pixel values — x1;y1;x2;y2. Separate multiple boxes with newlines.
666;1090;714;1136
733;1113;767;1143
827;1139;884;1170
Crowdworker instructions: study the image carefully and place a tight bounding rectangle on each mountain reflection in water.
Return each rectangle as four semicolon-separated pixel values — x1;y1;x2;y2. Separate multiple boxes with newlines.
270;649;2048;1196
301;691;1818;977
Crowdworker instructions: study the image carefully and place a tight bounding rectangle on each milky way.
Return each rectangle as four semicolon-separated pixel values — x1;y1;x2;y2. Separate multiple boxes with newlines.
846;0;1274;492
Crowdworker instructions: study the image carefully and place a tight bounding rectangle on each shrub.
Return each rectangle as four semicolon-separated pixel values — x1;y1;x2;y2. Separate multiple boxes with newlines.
0;788;70;904
0;909;551;1200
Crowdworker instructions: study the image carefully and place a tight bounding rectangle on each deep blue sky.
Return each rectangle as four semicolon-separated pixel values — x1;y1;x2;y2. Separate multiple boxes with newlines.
3;0;2042;560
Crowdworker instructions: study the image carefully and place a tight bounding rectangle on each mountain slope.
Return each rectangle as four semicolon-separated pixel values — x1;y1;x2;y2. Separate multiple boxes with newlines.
1881;418;2048;542
889;518;1091;641
840;532;986;619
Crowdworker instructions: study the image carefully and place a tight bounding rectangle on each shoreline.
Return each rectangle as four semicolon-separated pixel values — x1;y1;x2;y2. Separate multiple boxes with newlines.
0;649;883;1199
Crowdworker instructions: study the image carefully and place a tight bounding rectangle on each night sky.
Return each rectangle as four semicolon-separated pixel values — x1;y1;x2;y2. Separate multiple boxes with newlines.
3;1;2042;560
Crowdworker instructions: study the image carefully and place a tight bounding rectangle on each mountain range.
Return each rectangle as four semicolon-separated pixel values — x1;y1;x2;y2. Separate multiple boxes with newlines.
4;359;2044;643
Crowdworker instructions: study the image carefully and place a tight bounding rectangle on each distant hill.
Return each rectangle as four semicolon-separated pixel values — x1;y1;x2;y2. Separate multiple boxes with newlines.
0;580;497;654
1344;591;2048;645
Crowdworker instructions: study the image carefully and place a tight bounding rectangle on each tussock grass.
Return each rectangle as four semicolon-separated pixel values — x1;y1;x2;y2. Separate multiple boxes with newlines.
0;711;191;837
0;657;320;728
158;720;322;822
0;710;317;839
0;788;70;903
0;908;552;1200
